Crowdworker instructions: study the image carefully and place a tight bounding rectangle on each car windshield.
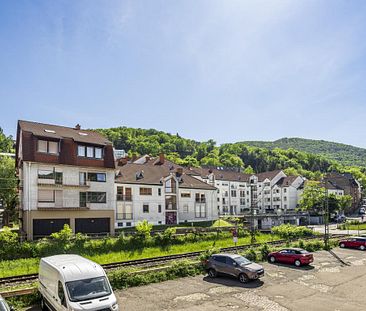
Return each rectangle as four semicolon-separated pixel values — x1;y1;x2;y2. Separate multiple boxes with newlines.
66;276;112;302
299;250;309;254
234;256;252;266
0;301;10;311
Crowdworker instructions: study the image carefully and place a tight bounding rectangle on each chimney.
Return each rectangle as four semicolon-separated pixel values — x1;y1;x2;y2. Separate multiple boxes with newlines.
176;167;183;176
75;124;81;130
159;153;165;164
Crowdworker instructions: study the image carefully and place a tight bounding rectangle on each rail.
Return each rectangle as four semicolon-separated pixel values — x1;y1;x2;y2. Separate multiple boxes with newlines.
0;233;349;291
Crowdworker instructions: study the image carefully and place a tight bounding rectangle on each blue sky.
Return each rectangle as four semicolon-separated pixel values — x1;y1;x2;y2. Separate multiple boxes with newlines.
1;0;366;147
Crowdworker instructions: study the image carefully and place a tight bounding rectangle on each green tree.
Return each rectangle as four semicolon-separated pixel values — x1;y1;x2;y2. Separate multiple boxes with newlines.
299;181;325;213
0;155;17;225
0;128;13;153
219;153;244;168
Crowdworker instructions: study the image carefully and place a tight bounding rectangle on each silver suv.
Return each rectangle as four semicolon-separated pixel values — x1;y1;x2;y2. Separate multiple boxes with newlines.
205;253;264;283
0;296;13;311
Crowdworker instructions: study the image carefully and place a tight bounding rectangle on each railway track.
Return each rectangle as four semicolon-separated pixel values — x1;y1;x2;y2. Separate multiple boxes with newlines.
0;234;348;288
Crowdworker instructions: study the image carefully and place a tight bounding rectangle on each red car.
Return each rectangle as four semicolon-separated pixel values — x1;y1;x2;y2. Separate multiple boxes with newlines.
339;237;366;250
267;248;314;267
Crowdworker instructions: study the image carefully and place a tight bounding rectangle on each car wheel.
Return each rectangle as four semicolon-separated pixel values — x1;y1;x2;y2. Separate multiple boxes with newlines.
360;245;365;251
294;259;301;267
340;243;345;248
40;297;48;311
269;256;276;263
239;273;249;283
208;268;217;278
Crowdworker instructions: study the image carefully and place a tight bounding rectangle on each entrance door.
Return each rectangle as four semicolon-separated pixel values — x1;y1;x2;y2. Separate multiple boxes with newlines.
257;219;262;230
165;212;177;225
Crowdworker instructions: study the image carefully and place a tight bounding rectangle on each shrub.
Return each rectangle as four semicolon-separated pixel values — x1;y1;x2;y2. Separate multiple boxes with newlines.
242;248;257;261
258;243;271;261
134;220;153;243
271;224;313;240
156;227;176;246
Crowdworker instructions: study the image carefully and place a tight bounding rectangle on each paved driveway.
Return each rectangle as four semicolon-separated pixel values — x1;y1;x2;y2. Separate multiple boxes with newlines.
117;248;366;311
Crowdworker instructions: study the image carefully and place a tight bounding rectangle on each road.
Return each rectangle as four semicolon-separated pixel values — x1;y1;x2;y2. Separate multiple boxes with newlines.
27;248;366;311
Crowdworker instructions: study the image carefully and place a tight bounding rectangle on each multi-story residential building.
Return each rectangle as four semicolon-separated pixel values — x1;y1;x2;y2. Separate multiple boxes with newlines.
323;172;361;212
114;155;217;228
189;168;304;215
16;120;116;239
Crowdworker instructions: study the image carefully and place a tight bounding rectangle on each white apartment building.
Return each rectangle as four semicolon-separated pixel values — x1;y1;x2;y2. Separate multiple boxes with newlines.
16;120;116;239
114;155;218;228
188;167;305;228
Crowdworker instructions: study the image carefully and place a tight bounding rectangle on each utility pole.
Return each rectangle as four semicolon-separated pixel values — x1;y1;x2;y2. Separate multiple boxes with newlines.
250;184;257;244
324;187;329;250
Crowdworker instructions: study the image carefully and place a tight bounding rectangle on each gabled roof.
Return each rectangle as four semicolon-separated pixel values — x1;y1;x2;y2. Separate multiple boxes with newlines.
18;120;111;146
276;176;299;187
115;158;216;190
256;170;283;182
189;167;251;182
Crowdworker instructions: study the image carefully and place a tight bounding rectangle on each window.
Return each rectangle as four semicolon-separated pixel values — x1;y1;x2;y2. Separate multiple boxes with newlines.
195;204;206;218
240;190;245;197
95;147;102;159
88;192;106;203
38;190;54;203
158;204;162;213
78;145;85;157
88;173;106;182
38;140;58;154
284;196;287;201
284;188;287;193
38;169;54;179
140;188;152;195
79;172;87;185
58;281;66;307
158;188;161;196
126;222;131;227
183;204;189;213
55;172;63;185
195;193;206;203
78;145;103;159
181;192;191;198
87;147;94;157
143;204;149;213
213;256;226;263
231;190;237;197
80;192;106;205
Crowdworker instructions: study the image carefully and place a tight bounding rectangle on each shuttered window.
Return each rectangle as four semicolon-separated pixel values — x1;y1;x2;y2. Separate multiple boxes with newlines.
38;190;54;202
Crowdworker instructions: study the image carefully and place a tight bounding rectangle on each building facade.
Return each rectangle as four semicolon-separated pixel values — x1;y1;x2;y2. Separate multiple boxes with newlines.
16;120;116;239
114;155;217;228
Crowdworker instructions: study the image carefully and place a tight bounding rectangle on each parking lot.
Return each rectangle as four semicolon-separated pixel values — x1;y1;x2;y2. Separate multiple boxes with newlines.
116;248;366;311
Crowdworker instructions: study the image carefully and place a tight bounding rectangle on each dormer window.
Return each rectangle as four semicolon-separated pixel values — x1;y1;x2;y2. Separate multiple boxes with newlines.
38;140;58;154
78;145;103;159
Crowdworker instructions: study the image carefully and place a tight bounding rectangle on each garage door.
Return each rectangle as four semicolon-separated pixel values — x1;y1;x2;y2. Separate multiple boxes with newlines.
75;218;110;235
33;218;70;239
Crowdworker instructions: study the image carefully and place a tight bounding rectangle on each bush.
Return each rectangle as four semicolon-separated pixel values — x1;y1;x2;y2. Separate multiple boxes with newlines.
134;220;153;244
271;224;313;240
156;227;176;246
258;243;271;261
242;248;257;261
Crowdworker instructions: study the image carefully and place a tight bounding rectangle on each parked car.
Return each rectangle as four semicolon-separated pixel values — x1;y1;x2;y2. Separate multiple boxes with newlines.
359;208;365;215
39;254;119;311
339;237;366;250
0;296;13;311
204;253;264;283
267;248;314;267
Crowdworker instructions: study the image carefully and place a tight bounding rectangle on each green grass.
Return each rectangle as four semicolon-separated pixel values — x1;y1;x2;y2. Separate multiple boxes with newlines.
211;219;233;227
340;223;366;230
0;233;280;278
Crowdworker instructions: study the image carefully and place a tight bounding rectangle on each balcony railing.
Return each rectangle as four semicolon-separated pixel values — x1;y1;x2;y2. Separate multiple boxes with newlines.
116;194;133;201
38;178;90;188
195;199;206;203
116;213;133;220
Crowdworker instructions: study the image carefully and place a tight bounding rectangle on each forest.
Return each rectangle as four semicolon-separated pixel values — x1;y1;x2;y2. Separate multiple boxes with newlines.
97;126;366;189
242;137;366;167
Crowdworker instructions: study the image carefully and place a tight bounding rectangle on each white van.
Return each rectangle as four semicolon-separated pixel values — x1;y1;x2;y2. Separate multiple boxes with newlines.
39;254;119;311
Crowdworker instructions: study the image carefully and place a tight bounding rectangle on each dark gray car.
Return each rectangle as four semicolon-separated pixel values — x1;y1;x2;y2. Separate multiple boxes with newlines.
205;253;264;283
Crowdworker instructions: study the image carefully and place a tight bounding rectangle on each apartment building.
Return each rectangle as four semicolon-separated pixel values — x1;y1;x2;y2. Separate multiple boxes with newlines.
323;172;361;212
16;120;116;239
114;155;217;228
189;167;305;216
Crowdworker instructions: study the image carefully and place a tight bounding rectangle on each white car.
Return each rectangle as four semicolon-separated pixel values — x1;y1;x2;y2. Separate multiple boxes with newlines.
0;296;12;311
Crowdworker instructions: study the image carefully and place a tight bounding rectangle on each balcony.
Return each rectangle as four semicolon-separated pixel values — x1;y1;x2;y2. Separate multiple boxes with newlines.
116;194;133;201
116;213;133;220
38;201;90;210
38;178;90;188
195;198;206;203
265;209;275;214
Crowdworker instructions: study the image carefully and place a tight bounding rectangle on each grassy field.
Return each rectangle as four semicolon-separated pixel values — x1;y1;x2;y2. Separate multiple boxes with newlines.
339;223;366;230
0;233;280;278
